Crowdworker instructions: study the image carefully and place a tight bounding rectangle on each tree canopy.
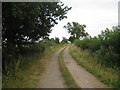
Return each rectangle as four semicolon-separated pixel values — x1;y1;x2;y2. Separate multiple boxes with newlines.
64;22;89;42
74;26;120;67
61;37;68;43
2;2;71;48
2;2;71;71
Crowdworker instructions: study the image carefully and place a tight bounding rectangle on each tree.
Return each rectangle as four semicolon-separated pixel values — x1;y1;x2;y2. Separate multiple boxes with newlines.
55;37;60;44
61;37;68;43
50;38;55;42
2;2;71;71
2;2;71;48
64;22;89;41
68;36;75;43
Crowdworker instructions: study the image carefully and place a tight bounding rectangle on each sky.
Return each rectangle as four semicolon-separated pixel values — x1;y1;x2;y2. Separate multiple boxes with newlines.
49;0;119;41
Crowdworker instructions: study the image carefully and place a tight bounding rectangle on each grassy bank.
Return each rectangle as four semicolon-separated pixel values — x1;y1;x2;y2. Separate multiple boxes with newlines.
3;43;66;88
58;48;79;88
69;45;119;88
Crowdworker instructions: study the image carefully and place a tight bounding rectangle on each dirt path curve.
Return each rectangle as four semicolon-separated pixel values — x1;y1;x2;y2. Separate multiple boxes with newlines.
64;46;109;88
37;47;66;88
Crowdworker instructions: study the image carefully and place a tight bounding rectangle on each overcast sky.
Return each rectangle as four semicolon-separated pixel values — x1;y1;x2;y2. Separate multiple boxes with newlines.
49;0;119;41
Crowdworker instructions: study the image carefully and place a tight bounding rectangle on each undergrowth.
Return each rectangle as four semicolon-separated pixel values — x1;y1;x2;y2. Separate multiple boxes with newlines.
69;45;119;89
3;42;66;88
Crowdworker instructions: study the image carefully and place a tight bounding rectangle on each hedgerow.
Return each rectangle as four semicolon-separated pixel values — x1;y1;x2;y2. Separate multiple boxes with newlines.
74;26;120;68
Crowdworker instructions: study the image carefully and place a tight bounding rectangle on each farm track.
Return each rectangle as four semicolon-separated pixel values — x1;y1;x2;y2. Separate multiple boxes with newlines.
64;46;111;89
37;47;66;88
38;46;112;89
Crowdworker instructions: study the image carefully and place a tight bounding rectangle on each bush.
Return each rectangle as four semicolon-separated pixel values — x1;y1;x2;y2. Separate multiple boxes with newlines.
74;26;120;68
3;41;58;74
96;46;119;67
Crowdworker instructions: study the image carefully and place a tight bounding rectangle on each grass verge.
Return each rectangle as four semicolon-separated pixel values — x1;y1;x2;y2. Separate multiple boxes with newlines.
58;48;79;88
69;45;119;88
3;44;67;88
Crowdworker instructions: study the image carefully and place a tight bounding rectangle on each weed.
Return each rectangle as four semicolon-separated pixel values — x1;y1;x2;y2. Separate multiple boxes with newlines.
58;48;79;88
69;45;119;88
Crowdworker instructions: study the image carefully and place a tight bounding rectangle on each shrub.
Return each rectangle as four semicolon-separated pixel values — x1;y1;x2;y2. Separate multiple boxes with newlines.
74;26;120;68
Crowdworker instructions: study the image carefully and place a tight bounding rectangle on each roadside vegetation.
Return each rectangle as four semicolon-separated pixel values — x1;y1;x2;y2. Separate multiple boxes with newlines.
74;27;120;68
58;48;79;88
64;21;120;88
68;26;120;88
3;41;66;88
3;2;119;89
2;2;71;88
69;45;119;88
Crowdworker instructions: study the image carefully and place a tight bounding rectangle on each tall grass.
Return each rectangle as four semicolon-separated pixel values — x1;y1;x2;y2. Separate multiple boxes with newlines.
74;27;120;68
69;45;119;88
3;42;66;88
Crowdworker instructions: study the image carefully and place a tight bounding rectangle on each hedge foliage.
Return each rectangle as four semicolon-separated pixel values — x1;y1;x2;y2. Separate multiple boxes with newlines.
74;26;120;67
3;41;57;74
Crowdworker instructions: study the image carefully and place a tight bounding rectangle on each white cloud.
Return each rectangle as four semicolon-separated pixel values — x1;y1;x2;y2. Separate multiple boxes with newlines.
50;0;119;40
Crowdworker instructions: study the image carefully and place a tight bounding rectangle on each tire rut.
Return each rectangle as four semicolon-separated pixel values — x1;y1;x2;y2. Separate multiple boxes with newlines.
37;47;66;88
64;46;110;89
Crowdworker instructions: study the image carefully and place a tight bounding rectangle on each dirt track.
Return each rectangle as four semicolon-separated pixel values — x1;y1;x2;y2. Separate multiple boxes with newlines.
37;47;66;88
64;46;109;88
38;46;111;89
